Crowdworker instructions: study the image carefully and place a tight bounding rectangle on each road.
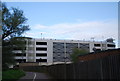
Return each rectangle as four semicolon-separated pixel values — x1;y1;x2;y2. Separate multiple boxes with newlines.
17;72;53;81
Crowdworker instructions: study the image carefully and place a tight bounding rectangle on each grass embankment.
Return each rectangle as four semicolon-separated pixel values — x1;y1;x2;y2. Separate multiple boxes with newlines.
2;69;25;81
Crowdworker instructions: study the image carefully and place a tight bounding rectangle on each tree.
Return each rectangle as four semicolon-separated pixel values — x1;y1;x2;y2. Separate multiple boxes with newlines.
2;40;15;70
10;37;32;63
10;37;26;63
70;48;89;63
2;3;30;40
2;3;30;70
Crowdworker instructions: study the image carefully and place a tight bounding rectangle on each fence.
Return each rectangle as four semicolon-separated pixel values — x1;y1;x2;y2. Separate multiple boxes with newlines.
46;54;120;80
20;50;120;80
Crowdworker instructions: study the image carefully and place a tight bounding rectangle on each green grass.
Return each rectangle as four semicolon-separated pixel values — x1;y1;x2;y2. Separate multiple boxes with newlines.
2;69;25;81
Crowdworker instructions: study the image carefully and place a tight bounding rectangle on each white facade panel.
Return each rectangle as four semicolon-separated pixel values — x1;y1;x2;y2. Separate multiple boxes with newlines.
13;50;28;53
13;51;22;53
89;42;94;52
36;57;47;59
15;57;26;59
107;47;116;49
47;40;53;63
36;45;47;48
36;51;47;53
95;47;102;49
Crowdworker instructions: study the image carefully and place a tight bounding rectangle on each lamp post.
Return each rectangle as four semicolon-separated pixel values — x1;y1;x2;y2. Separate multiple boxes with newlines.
91;37;95;42
39;58;42;66
41;33;42;39
64;57;66;80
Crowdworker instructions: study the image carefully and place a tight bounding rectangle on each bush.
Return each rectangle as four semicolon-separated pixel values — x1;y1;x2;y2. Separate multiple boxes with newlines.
2;69;25;81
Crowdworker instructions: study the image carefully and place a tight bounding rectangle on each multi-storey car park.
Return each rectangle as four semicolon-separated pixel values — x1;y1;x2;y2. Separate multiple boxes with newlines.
13;37;116;64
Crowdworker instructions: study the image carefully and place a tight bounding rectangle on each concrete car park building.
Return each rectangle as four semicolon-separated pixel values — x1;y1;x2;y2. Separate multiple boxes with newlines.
14;38;116;64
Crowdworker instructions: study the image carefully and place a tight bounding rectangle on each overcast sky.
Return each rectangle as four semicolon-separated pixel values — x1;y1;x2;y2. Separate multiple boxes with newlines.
6;2;118;46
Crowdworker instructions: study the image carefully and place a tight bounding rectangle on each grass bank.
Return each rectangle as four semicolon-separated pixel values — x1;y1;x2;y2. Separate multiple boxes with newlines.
2;69;25;81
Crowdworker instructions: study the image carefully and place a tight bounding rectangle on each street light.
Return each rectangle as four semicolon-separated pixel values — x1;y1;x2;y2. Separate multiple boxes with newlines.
39;58;42;66
64;57;66;80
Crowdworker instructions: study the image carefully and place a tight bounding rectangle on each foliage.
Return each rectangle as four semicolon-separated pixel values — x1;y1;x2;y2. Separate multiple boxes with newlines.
2;40;15;71
2;3;30;40
2;3;30;70
10;37;26;50
2;37;31;70
2;69;25;81
70;48;89;62
10;37;27;62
